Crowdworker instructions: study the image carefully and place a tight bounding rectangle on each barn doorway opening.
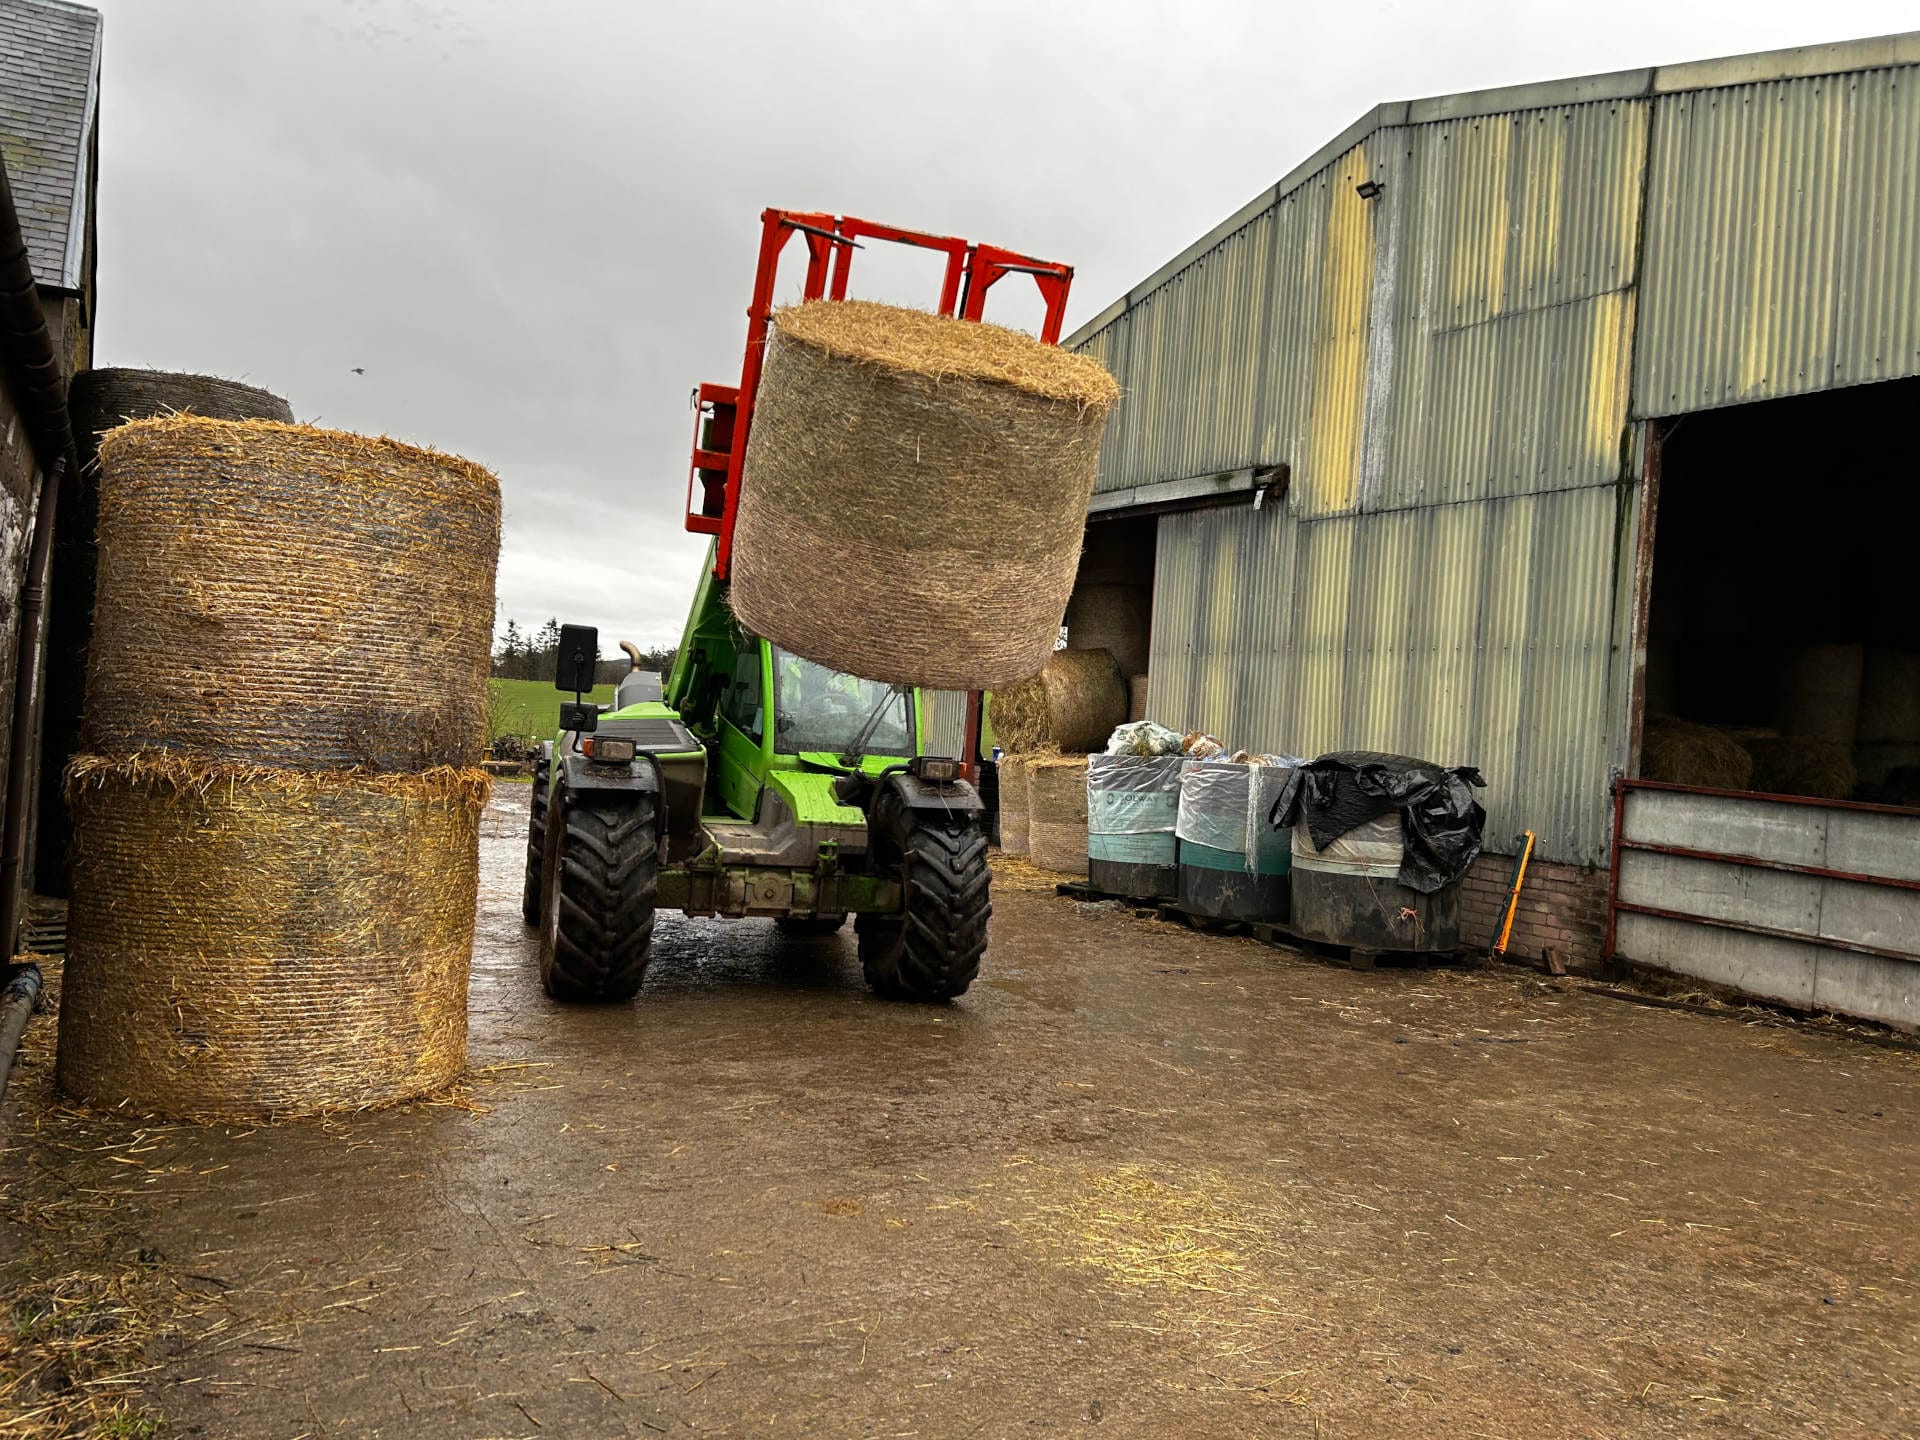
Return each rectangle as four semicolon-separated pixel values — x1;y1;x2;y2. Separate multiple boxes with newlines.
1064;515;1157;719
1639;375;1920;806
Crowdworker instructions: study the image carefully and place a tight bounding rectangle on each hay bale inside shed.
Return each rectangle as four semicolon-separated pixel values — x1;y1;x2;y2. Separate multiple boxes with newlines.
1027;755;1091;876
57;755;487;1122
989;649;1127;756
729;301;1119;690
85;418;501;770
1639;715;1754;791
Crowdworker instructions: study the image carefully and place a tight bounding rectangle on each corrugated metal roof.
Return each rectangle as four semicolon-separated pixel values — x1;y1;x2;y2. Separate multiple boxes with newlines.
0;0;100;290
1147;485;1632;864
1633;64;1920;416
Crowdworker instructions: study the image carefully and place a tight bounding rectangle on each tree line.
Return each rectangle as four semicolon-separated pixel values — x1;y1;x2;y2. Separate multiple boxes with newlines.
493;619;676;686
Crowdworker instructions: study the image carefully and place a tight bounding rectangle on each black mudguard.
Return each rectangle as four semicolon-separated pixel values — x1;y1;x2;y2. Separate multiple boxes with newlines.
557;748;663;800
875;771;987;825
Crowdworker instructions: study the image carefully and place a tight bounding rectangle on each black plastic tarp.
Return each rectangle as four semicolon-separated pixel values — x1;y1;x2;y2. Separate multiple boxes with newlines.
1269;750;1487;894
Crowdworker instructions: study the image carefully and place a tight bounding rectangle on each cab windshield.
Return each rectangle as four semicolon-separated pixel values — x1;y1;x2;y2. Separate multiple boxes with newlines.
772;647;914;758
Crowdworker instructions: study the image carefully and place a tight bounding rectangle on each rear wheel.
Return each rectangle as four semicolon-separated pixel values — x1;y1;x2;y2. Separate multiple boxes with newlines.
776;914;848;937
857;808;990;1002
520;745;552;926
538;786;658;1003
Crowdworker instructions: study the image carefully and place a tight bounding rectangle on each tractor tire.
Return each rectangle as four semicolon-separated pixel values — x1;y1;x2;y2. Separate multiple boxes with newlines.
775;914;848;937
520;746;552;926
537;786;658;1003
856;810;990;1002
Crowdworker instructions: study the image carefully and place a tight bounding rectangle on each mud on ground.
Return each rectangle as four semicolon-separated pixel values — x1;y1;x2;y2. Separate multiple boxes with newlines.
3;787;1916;1437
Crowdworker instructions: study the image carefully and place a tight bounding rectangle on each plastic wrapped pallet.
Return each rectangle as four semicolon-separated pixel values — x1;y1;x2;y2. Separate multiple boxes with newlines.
1086;754;1182;899
1174;760;1293;923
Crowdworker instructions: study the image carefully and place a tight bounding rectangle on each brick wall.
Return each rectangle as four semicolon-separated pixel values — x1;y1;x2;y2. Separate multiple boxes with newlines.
1457;850;1610;972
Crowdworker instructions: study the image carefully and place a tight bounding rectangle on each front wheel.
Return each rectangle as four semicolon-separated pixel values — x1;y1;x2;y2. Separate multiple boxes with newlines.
538;786;658;1003
857;811;990;1002
520;744;552;926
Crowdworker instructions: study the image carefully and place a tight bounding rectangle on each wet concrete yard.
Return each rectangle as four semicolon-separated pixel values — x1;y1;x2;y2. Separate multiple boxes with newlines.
6;786;1918;1437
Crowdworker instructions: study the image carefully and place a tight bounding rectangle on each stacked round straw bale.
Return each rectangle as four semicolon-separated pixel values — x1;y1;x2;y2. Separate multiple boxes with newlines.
1027;756;1091;875
38;372;296;899
730;301;1119;691
56;418;501;1122
990;649;1127;756
997;755;1031;855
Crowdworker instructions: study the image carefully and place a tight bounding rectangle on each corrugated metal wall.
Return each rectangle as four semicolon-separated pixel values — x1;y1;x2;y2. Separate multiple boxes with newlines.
1148;486;1635;863
1078;53;1918;866
924;689;968;759
1634;65;1920;415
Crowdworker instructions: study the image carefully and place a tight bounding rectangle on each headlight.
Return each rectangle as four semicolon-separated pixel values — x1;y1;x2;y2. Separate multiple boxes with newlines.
584;736;636;764
911;756;960;783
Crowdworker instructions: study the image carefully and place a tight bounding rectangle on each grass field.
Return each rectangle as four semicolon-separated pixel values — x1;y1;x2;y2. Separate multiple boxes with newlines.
488;676;615;740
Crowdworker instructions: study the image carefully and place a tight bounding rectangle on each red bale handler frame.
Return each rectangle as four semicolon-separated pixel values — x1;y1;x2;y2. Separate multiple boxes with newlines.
684;209;1077;776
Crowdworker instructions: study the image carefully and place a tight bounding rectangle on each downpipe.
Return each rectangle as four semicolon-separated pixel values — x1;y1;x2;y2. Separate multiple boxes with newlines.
0;960;43;1103
0;149;79;960
0;454;66;957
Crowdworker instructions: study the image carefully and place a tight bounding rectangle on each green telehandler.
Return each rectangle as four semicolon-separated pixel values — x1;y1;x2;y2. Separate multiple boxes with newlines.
523;556;990;1004
522;208;1079;1004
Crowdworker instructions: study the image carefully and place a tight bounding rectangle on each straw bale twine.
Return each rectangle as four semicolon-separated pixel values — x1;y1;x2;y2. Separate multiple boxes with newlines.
997;754;1031;855
56;754;486;1121
1640;716;1753;790
729;301;1119;690
85;418;501;770
1745;737;1858;802
989;649;1126;756
1777;642;1864;744
1027;755;1090;875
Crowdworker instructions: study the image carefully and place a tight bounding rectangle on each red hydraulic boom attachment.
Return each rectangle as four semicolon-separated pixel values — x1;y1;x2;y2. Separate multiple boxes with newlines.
684;210;1076;777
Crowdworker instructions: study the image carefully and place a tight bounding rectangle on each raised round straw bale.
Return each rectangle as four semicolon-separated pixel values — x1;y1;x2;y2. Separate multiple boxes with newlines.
729;301;1119;691
990;648;1127;756
997;754;1031;854
56;754;488;1122
86;417;501;770
1639;715;1753;790
1027;754;1091;875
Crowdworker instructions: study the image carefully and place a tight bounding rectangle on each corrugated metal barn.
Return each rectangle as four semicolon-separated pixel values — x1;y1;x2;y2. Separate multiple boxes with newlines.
1054;32;1920;1023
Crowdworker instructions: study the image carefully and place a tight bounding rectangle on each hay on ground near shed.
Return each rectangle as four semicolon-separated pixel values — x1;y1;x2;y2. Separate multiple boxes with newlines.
57;753;488;1122
989;649;1127;756
86;417;501;771
997;754;1031;855
1745;737;1858;802
729;301;1119;690
1027;754;1090;875
1639;715;1754;791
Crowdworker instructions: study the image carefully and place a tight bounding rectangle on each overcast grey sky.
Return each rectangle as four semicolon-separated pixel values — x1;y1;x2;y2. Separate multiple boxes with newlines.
86;0;1917;649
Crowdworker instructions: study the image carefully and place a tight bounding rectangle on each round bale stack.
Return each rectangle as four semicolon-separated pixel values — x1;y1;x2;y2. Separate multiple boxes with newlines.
989;649;1127;756
997;755;1031;855
730;301;1119;691
1027;755;1091;876
57;418;501;1122
39;371;295;898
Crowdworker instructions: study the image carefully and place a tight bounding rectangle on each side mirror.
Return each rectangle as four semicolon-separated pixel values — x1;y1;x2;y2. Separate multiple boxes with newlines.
554;624;599;694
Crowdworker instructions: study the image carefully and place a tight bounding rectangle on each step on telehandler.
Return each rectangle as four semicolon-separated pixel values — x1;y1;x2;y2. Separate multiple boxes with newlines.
523;211;1076;1004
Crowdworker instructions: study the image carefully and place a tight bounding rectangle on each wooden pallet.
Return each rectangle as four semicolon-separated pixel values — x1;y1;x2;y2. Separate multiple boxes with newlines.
1054;879;1164;920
